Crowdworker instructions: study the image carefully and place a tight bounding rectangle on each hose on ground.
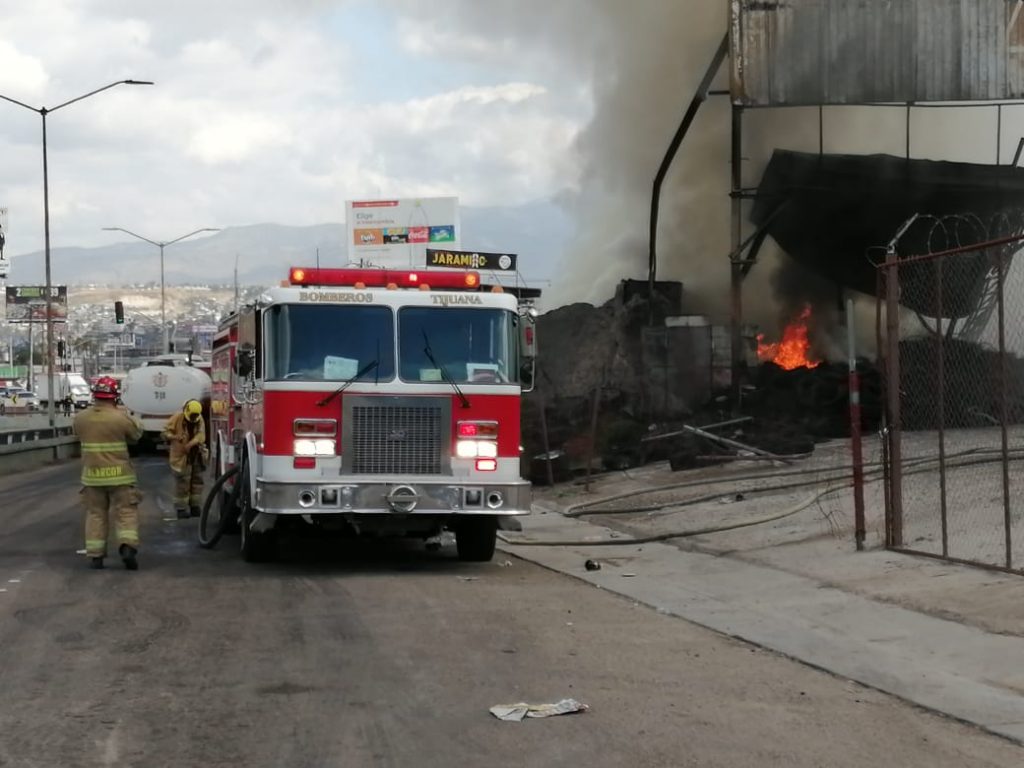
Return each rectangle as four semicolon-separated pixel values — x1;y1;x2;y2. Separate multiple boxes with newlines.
564;446;1024;517
505;447;1024;548
500;484;848;547
198;465;239;550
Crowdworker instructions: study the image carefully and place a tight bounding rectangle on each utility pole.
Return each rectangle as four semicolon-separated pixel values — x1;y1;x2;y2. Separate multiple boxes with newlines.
101;226;220;353
0;79;153;429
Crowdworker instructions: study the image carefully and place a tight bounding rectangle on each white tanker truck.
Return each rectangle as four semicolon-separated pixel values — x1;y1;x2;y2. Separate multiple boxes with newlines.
120;355;212;449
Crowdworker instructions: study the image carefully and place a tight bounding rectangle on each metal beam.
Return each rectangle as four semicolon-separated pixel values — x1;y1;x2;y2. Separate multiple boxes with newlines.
648;34;729;302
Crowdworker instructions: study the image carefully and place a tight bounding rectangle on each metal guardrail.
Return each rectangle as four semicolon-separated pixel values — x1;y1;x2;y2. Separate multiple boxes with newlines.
0;426;78;456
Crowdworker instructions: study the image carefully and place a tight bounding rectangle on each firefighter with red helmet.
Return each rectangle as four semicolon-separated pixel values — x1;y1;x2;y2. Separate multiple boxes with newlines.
162;399;207;519
72;376;145;570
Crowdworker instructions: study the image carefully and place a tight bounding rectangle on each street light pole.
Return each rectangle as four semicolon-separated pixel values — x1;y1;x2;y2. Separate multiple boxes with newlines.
0;80;153;429
101;227;220;354
160;242;166;353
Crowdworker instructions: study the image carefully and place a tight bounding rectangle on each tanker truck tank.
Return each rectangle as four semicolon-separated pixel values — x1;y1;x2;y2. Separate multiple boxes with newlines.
120;356;212;449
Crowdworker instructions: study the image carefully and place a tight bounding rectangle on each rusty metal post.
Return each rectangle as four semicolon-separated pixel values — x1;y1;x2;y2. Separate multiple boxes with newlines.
905;104;912;160
538;393;555;488
885;245;904;547
584;385;601;492
730;105;744;404
847;298;865;551
997;249;1013;569
935;257;949;557
997;104;1003;165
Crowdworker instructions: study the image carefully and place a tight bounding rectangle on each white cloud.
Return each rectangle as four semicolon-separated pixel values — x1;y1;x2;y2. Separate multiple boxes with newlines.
0;41;49;95
397;17;519;62
187;114;292;164
0;1;585;259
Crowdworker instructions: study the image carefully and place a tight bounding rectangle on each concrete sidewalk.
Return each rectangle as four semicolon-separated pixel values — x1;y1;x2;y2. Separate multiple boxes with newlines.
499;508;1024;744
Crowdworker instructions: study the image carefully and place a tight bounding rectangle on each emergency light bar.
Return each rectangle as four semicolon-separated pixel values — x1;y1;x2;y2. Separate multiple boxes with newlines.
289;267;480;290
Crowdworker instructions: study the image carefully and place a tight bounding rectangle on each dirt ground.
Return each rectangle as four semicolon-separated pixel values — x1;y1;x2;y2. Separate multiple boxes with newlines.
537;431;1024;639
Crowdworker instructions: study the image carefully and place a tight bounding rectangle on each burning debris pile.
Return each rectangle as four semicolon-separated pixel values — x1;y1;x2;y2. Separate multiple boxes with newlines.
756;305;820;371
521;287;882;482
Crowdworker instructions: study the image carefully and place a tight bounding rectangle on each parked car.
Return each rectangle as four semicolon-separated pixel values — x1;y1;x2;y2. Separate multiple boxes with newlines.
2;388;41;412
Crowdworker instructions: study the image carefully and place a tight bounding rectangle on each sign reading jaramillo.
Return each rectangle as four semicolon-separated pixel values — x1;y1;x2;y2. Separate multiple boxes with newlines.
426;249;517;272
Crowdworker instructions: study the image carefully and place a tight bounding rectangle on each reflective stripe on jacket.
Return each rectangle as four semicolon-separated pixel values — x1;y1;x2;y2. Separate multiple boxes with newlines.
73;405;144;486
163;411;206;474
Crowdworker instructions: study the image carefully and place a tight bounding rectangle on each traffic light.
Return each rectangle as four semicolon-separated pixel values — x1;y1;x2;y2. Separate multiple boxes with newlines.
57;340;65;357
114;301;124;324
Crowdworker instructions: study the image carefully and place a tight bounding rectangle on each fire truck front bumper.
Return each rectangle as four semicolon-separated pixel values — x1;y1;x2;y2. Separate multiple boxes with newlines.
254;478;532;517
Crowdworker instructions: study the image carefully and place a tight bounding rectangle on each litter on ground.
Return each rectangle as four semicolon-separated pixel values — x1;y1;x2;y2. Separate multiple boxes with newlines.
489;699;589;722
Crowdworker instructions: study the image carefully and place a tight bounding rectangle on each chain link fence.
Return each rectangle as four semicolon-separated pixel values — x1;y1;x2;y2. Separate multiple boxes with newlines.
879;213;1024;571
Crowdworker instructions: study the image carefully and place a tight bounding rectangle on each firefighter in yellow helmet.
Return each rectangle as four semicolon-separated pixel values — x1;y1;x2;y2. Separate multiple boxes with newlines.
163;399;208;519
72;376;144;570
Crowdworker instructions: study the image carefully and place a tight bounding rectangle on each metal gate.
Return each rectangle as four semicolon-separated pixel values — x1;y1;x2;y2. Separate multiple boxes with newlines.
879;213;1024;572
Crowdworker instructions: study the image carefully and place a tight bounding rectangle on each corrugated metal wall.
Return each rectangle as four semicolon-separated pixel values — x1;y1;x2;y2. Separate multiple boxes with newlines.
731;0;1024;106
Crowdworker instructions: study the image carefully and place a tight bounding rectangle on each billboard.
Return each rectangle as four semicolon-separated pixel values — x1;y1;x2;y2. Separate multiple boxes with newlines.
426;248;517;272
5;285;68;323
0;207;8;278
346;197;459;268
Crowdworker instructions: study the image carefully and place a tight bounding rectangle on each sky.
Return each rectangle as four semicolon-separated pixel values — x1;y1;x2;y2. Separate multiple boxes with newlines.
1;1;1019;321
0;0;588;257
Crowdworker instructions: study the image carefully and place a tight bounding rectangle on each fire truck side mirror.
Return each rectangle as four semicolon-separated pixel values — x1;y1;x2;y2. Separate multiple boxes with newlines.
235;344;255;378
518;311;537;393
518;312;537;358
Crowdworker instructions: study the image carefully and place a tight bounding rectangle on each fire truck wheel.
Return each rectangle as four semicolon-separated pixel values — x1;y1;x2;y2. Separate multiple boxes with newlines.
239;462;277;563
214;450;241;535
455;517;498;562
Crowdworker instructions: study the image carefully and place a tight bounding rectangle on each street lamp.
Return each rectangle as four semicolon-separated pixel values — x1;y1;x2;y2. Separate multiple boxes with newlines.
101;227;220;354
0;79;153;428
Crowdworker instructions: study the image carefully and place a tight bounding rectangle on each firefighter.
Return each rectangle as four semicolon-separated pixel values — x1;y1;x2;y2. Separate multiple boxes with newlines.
72;376;144;570
163;399;207;519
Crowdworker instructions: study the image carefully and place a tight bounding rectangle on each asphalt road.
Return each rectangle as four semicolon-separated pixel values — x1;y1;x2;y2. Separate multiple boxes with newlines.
0;459;1020;767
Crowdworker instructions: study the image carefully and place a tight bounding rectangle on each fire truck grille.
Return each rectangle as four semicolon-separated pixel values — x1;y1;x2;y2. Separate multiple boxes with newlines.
346;398;449;475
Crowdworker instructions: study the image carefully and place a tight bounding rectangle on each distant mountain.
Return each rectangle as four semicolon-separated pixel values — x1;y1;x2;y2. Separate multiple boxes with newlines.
3;201;572;288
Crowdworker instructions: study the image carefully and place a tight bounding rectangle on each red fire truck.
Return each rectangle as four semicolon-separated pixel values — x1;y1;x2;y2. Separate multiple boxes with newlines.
209;266;537;563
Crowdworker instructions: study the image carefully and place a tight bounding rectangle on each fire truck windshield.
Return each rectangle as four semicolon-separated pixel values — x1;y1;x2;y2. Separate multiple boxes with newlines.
398;307;518;385
265;304;395;381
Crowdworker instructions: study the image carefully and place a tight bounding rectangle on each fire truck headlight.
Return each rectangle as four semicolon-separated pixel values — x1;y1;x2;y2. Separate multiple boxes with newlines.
456;438;498;459
294;439;336;457
456;439;479;459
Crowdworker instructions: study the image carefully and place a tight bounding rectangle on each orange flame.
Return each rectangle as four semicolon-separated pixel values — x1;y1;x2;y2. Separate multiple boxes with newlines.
757;305;821;371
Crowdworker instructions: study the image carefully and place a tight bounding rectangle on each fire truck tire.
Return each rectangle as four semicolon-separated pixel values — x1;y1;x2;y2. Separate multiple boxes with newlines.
455;518;498;562
239;464;277;563
214;449;242;535
221;490;242;535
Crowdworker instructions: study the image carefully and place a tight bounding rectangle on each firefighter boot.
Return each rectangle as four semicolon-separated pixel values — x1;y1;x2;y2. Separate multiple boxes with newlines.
119;544;139;571
176;507;190;520
189;506;201;518
90;557;104;570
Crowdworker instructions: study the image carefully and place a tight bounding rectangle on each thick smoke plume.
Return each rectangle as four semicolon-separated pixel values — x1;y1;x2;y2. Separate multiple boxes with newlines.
391;1;1008;354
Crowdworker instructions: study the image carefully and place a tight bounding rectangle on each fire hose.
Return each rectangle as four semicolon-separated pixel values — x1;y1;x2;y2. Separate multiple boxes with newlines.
198;465;240;550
